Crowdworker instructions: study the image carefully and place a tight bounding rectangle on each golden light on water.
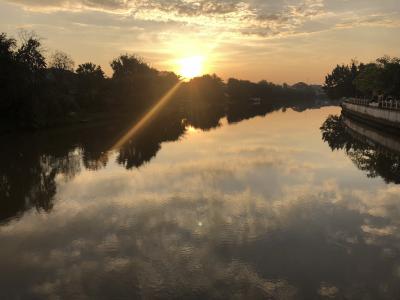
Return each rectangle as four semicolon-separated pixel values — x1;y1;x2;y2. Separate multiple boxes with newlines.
111;81;183;151
178;56;205;79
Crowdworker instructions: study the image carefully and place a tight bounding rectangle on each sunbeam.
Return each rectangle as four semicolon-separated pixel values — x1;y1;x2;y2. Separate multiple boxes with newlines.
110;81;183;151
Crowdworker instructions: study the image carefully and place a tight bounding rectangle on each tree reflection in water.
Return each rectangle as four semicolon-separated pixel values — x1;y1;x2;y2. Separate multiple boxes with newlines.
0;99;327;224
0;107;185;223
321;114;400;184
4;105;400;299
0;101;238;223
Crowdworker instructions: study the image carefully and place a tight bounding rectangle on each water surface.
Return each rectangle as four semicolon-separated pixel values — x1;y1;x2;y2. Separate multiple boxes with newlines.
1;106;400;299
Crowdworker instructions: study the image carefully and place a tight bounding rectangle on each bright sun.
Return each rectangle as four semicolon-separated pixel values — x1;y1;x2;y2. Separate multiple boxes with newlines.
178;56;204;79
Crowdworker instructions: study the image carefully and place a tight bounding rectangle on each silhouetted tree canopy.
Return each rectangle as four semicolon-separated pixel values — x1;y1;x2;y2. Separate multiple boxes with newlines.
227;78;317;107
353;63;384;96
324;56;400;99
374;56;400;97
76;62;105;79
0;33;15;59
15;33;46;73
111;54;156;79
49;50;75;71
0;31;325;133
0;31;335;223
323;61;360;99
0;33;17;112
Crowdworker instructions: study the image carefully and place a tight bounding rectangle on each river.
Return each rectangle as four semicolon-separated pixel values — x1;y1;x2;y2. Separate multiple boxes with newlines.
1;106;400;299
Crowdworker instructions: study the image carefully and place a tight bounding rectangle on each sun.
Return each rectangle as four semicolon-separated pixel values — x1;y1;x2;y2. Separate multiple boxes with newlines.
178;56;204;79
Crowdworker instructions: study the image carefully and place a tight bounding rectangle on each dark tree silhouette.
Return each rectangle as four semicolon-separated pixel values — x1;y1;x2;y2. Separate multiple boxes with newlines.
323;61;360;99
76;62;107;110
1;31;323;133
76;62;105;78
0;33;17;115
377;56;400;97
324;56;400;99
111;54;156;79
15;33;46;72
49;50;75;71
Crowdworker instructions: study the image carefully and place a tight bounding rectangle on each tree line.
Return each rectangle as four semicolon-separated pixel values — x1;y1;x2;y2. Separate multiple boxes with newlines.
1;31;322;132
323;56;400;99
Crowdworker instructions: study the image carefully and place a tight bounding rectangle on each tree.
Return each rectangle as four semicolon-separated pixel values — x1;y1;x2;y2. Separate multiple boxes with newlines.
110;54;155;79
227;78;256;103
376;56;400;97
352;56;400;97
49;50;75;71
76;62;106;110
183;74;226;130
0;33;16;59
0;33;17;112
188;74;225;104
323;61;360;99
15;32;46;73
325;56;400;99
109;54;160;110
10;31;47;127
353;63;384;96
76;62;104;79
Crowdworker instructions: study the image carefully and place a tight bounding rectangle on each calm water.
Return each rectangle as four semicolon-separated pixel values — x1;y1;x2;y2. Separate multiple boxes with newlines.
1;106;400;299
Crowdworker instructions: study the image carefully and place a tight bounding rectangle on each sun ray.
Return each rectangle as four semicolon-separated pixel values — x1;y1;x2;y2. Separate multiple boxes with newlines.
110;81;183;151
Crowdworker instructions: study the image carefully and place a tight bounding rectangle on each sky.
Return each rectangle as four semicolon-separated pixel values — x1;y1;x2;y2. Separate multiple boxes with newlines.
0;0;400;84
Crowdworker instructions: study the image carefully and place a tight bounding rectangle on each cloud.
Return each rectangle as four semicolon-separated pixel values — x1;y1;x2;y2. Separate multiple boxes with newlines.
3;0;329;37
4;0;400;41
336;13;400;29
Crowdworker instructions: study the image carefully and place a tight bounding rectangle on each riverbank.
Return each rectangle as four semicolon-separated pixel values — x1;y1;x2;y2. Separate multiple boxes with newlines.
342;99;400;133
0;110;145;137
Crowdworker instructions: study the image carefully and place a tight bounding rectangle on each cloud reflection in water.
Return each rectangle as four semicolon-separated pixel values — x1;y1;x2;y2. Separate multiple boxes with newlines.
1;107;400;299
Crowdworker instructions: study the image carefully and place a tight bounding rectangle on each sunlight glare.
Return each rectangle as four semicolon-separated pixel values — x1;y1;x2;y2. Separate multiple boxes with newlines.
186;125;200;134
178;56;204;79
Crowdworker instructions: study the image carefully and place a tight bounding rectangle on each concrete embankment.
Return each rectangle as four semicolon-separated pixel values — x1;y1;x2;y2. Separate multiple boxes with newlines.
342;102;400;130
343;116;400;155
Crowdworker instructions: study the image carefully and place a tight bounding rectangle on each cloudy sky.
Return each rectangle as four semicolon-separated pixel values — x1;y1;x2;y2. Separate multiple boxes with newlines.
1;0;399;83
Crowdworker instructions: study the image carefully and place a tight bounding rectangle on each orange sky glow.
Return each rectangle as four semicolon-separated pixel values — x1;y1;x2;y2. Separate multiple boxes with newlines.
1;0;399;84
